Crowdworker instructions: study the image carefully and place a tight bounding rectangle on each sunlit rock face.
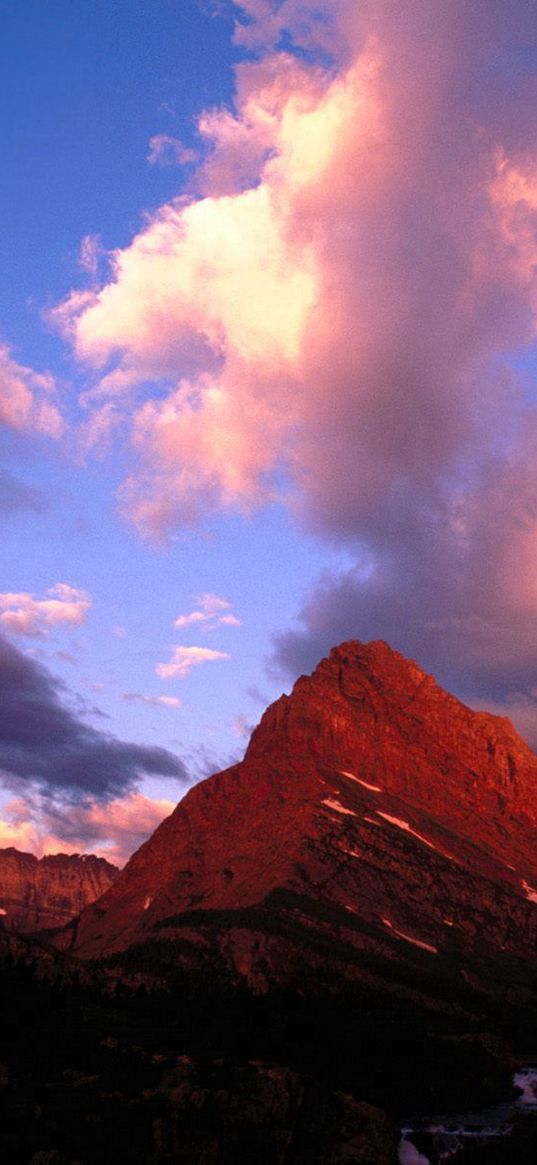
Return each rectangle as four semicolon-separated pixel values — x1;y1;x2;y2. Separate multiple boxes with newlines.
0;848;118;932
71;640;537;1013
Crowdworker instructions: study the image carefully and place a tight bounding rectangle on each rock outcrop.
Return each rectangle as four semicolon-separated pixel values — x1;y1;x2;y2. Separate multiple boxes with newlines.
0;848;118;932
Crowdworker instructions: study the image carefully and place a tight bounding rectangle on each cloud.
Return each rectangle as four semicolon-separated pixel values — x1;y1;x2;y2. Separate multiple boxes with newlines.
147;134;197;167
79;233;104;277
50;49;321;534
0;791;176;868
123;693;182;709
230;0;343;54
180;739;242;782
232;712;253;738
156;645;231;679
0;470;47;515
0;343;63;437
0;798;36;853
39;790;176;867
51;650;78;666
174;592;241;629
51;1;537;539
0;583;91;637
0;631;186;798
268;505;537;743
50;1;537;722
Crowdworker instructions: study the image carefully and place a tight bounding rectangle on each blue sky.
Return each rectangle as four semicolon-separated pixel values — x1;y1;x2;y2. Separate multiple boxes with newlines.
0;0;240;397
0;0;353;860
2;0;537;862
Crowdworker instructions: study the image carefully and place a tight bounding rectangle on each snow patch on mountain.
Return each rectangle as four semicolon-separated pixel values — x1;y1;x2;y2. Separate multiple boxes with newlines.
339;771;382;792
382;916;438;954
322;798;358;817
522;880;537;904
376;812;440;852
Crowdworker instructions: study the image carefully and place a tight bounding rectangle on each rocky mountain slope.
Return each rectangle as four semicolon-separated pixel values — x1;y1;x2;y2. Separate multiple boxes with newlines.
69;640;537;1028
0;847;118;932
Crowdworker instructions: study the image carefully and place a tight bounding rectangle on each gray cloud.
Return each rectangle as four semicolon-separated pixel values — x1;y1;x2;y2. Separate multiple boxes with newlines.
0;632;186;799
0;469;47;515
249;0;537;741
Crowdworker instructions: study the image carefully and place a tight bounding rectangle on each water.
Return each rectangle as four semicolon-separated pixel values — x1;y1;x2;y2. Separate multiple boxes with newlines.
398;1067;537;1164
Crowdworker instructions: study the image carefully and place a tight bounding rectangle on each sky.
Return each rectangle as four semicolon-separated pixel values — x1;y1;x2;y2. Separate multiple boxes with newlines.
2;0;537;865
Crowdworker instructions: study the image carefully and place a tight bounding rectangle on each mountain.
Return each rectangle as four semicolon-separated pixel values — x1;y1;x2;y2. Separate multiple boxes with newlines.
71;639;537;1022
8;639;537;1161
0;847;118;932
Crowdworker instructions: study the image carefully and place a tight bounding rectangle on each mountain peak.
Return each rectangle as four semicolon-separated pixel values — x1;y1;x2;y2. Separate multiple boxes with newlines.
320;637;431;693
70;640;537;988
246;637;529;806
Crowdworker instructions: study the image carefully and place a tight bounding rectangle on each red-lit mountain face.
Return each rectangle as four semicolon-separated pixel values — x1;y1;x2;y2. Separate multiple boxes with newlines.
71;641;537;1014
0;848;118;933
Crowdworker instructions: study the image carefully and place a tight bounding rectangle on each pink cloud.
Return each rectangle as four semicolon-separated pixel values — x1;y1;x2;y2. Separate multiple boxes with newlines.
232;712;253;739
0;343;63;437
49;1;537;711
79;233;104;277
174;592;241;630
147;134;197;168
42;791;176;867
173;610;207;628
0;815;36;853
156;645;231;679
0;791;176;869
0;583;91;637
52;4;537;541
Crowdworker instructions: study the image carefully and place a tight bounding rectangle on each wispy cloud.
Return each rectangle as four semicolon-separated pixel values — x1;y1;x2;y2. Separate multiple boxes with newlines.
0;470;47;516
232;713;253;739
0;343;63;437
174;592;241;630
156;645;231;679
0;583;91;637
123;692;182;709
79;233;104;277
147;134;197;167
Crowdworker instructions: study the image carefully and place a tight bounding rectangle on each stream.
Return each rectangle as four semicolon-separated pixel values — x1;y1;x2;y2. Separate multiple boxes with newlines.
398;1068;537;1163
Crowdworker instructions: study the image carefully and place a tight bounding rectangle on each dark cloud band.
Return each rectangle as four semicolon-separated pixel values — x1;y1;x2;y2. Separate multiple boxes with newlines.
0;633;186;798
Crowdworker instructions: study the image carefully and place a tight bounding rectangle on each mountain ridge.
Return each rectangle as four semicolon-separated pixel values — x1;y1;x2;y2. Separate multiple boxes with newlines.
0;846;118;933
68;639;537;1018
8;639;537;1159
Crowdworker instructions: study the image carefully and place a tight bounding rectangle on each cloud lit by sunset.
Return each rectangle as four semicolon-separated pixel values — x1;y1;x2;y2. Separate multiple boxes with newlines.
0;790;176;868
3;0;537;862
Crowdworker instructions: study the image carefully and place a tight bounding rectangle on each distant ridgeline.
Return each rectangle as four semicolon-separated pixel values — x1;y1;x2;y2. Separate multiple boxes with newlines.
0;847;118;933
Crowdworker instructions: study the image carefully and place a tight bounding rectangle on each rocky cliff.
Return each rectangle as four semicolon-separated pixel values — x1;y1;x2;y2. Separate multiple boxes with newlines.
0;847;118;932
